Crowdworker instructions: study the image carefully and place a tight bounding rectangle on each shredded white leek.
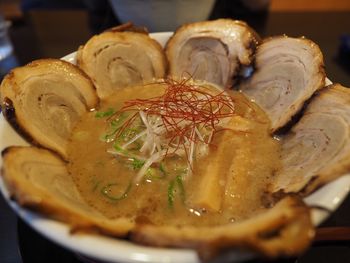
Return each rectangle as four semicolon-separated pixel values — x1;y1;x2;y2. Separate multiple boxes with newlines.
104;83;236;184
134;150;167;184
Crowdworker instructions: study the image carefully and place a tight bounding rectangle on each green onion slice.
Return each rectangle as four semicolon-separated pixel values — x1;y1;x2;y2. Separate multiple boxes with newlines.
101;182;132;201
168;175;185;208
95;108;116;118
100;113;128;142
130;158;145;170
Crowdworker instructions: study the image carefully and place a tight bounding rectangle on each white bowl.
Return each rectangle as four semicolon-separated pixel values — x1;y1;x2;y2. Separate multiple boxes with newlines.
1;32;350;263
109;0;216;32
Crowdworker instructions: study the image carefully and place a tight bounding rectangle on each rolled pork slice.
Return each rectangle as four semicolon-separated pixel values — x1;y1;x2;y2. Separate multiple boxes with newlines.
270;84;350;195
132;196;313;261
0;59;99;159
240;36;325;132
1;146;134;235
166;19;260;88
77;30;167;99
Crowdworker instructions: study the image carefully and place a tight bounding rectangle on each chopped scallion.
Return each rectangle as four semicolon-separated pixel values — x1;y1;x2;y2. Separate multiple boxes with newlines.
167;175;185;208
159;162;167;176
145;167;164;180
168;179;175;207
113;144;129;155
99;113;128;142
95;108;116;118
130;158;145;170
101;182;131;201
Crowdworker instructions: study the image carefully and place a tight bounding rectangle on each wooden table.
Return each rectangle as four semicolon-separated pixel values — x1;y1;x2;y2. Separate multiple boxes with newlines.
1;9;350;263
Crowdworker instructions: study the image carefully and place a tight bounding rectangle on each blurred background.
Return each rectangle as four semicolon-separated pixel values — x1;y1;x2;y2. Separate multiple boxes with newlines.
0;1;350;263
1;0;350;59
0;0;349;63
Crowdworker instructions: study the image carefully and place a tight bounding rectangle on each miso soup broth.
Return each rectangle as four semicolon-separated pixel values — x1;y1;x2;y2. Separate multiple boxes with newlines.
67;80;281;227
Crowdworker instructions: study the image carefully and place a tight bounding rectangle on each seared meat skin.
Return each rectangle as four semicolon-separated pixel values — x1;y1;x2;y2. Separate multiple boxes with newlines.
166;19;260;88
271;84;350;194
240;36;325;132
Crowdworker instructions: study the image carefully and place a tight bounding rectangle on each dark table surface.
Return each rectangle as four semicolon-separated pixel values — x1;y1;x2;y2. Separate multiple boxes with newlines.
0;9;350;263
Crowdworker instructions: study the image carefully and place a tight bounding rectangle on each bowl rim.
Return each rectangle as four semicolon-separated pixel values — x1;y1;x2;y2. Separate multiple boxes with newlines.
1;31;350;263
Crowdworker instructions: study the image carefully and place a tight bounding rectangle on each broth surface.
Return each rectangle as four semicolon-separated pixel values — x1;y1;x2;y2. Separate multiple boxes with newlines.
67;83;281;227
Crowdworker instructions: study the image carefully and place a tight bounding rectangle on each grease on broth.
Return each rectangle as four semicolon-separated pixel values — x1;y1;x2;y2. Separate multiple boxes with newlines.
67;82;281;227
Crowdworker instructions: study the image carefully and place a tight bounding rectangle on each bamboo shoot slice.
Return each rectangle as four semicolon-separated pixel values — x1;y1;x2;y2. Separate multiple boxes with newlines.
189;116;252;212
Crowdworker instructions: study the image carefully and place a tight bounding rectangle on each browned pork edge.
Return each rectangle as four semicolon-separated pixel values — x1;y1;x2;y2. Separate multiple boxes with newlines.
76;27;167;99
106;22;149;34
0;59;99;160
270;83;350;196
165;19;261;88
131;196;313;261
240;35;325;133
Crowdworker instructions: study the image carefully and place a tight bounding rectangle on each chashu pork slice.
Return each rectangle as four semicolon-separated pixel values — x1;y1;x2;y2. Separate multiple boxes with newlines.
240;36;325;132
166;19;260;88
270;84;350;195
132;196;313;261
2;146;314;261
1;146;134;236
0;59;99;159
77;27;167;99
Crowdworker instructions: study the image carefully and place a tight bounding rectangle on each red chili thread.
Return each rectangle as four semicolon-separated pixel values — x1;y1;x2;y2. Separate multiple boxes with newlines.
116;78;237;150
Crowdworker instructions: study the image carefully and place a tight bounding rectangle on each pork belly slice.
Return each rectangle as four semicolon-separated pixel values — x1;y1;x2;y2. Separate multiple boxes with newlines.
0;59;99;159
270;84;350;195
77;28;167;99
189;116;251;212
1;146;134;236
132;196;313;261
166;19;260;88
240;36;325;132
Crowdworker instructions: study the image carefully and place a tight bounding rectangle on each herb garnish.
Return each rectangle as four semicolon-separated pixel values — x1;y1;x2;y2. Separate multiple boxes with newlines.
95;108;116;118
100;182;132;201
168;175;185;208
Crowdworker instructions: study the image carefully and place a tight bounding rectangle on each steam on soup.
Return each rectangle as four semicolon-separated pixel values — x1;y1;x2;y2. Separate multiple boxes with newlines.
67;80;281;226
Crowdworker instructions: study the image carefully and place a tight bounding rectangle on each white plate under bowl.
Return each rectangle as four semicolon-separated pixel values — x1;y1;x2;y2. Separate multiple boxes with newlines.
1;32;350;263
